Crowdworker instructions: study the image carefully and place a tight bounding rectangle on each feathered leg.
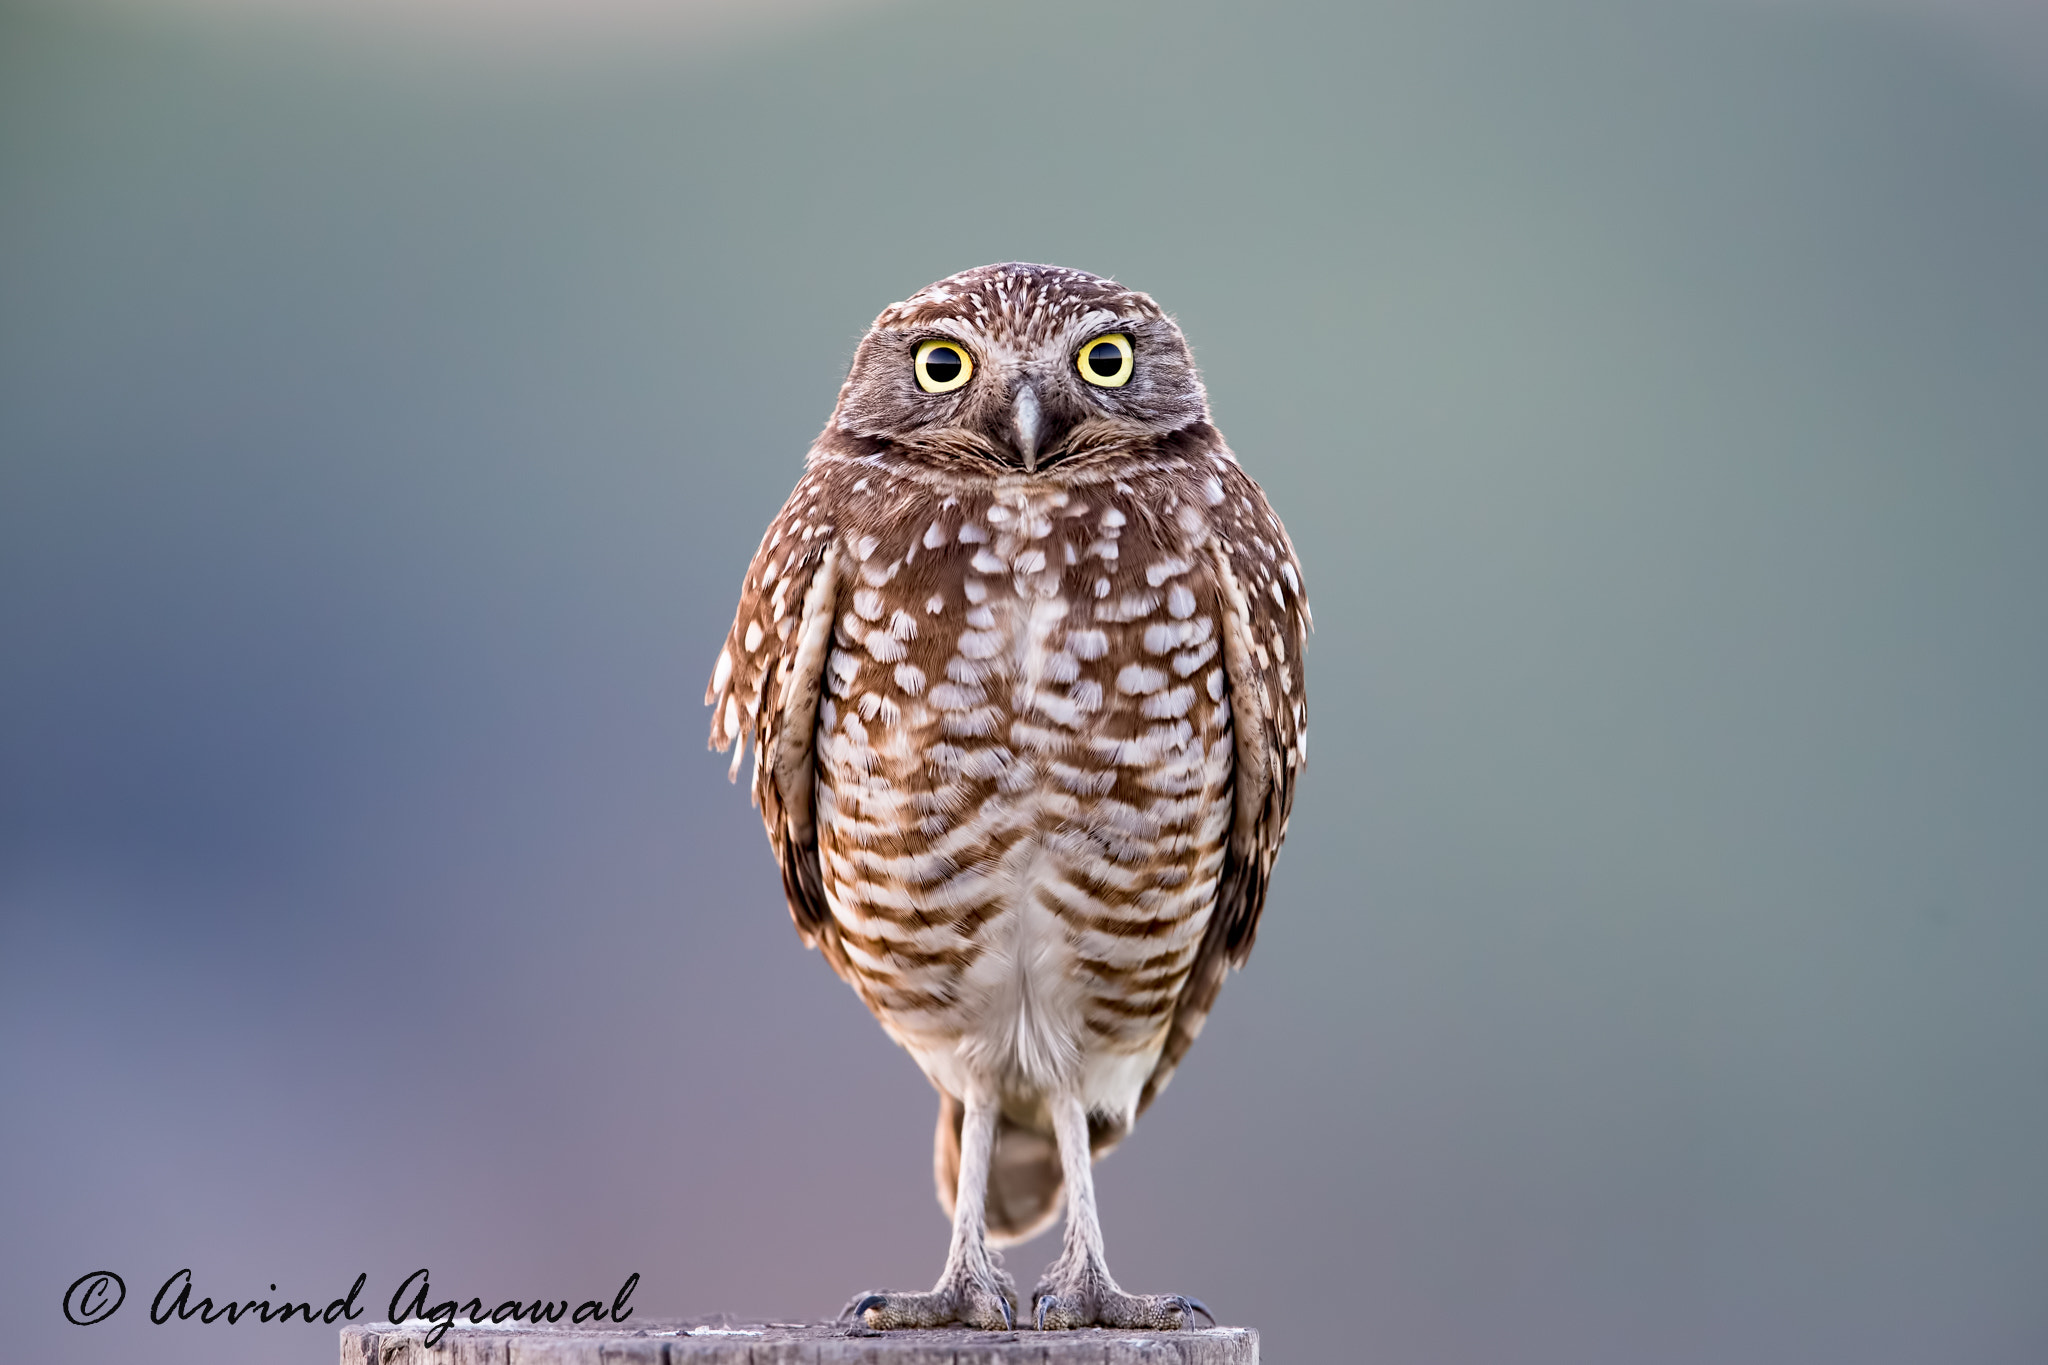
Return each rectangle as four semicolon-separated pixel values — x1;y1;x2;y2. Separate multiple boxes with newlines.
1029;1090;1211;1331
842;1087;1017;1330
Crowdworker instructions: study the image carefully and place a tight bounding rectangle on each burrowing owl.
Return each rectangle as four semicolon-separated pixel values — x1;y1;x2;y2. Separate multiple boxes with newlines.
707;263;1308;1332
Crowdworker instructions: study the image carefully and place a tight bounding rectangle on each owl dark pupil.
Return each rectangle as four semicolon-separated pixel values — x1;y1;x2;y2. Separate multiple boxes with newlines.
924;347;962;382
1087;343;1122;376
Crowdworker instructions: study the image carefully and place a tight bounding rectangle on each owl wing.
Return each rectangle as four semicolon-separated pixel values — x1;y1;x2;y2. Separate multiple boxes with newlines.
1135;467;1310;1118
706;480;844;947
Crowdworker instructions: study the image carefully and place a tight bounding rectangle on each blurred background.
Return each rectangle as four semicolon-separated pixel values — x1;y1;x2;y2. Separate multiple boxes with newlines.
4;1;2046;1362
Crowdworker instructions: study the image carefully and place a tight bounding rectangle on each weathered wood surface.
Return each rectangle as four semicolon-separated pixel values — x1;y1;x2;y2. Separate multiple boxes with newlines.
340;1319;1258;1365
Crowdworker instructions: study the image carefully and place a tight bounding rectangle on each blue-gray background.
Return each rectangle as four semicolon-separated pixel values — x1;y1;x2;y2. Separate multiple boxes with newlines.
3;1;2045;1362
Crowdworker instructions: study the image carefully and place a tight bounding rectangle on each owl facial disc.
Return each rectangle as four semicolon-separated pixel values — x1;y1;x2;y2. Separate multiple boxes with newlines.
830;263;1211;474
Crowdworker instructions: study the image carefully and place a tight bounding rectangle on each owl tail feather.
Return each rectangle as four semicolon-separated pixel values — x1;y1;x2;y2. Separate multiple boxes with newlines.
933;1091;1126;1246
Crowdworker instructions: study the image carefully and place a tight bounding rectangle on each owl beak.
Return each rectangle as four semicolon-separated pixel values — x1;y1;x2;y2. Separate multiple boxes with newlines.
1010;383;1042;472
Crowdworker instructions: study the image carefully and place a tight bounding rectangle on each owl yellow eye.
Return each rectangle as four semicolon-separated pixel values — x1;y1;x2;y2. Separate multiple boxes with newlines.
914;339;973;393
1076;333;1133;388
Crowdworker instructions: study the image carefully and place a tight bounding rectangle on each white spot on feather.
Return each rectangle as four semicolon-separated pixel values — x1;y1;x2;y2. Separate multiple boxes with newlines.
1173;640;1219;676
1068;629;1109;660
1142;685;1197;719
1117;663;1167;695
1145;556;1191;587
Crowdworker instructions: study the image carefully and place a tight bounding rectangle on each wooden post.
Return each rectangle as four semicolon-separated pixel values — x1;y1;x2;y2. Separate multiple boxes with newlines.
341;1319;1259;1363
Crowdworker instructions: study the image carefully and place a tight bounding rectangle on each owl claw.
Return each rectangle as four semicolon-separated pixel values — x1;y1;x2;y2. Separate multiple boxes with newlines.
840;1281;1012;1331
1030;1280;1208;1330
840;1293;887;1323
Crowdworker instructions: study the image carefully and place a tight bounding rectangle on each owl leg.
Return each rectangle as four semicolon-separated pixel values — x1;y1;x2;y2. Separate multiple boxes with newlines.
1029;1090;1212;1332
841;1086;1018;1331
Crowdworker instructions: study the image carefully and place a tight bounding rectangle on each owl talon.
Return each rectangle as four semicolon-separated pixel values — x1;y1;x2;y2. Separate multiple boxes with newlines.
1030;1270;1208;1331
839;1293;887;1323
841;1277;1013;1330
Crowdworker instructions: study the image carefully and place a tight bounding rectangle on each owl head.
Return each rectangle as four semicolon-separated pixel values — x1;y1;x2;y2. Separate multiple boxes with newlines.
827;263;1211;473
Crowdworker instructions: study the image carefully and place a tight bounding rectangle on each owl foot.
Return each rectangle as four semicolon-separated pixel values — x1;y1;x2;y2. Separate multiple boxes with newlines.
839;1269;1017;1331
1031;1263;1211;1330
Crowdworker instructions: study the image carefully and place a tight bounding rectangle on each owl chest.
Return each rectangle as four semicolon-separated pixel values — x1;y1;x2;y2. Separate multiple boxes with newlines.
806;516;1233;1083
816;572;1084;851
810;500;1232;875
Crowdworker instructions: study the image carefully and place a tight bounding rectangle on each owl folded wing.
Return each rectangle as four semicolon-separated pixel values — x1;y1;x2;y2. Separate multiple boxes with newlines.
707;489;843;947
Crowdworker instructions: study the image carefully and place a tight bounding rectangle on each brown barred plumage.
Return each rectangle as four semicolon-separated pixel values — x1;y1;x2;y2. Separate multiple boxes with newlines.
707;264;1307;1332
